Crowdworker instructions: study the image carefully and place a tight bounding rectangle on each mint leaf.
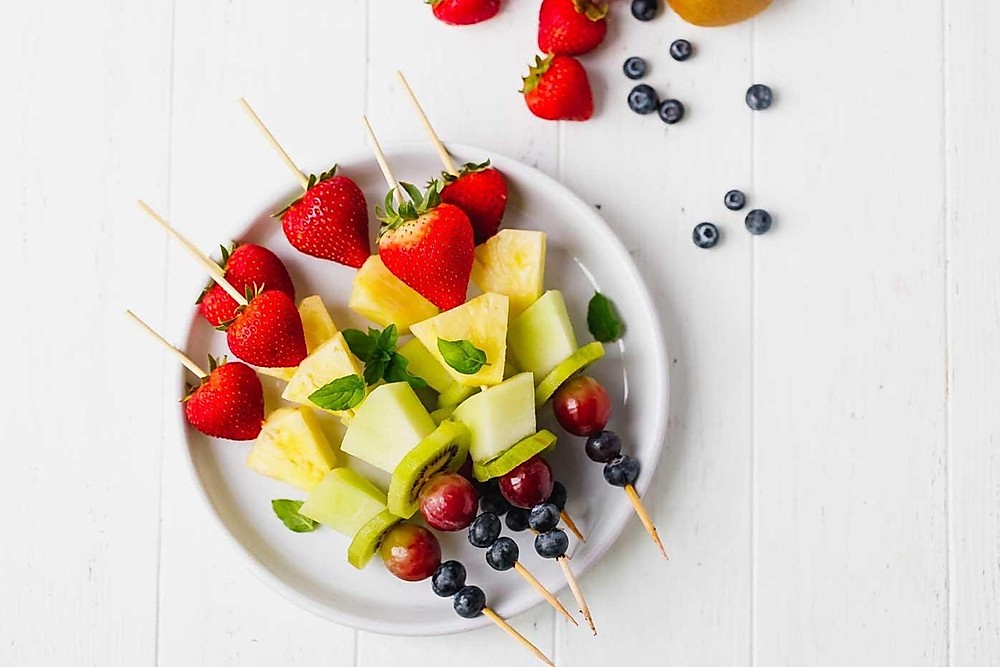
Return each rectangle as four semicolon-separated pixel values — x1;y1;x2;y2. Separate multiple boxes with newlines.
437;338;489;375
345;325;403;387
364;355;390;386
309;374;366;411
587;292;624;343
271;499;317;533
385;352;428;389
377;324;398;354
342;328;375;360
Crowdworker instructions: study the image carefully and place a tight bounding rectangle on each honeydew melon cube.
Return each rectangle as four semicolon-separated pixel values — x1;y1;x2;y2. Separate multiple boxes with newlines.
507;290;578;381
397;338;454;394
299;467;386;537
340;382;437;473
452;372;536;464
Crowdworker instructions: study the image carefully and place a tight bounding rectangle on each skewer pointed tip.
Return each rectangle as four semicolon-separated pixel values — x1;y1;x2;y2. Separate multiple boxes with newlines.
624;484;668;561
560;510;586;543
513;561;578;626
482;607;557;666
556;557;596;636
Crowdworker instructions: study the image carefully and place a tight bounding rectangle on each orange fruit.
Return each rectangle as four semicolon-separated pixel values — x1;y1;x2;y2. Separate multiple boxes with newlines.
668;0;772;27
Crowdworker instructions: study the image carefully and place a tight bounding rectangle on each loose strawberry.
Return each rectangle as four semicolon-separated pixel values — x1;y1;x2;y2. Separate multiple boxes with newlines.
377;182;474;311
224;290;308;368
522;54;594;121
439;161;508;245
276;166;370;268
197;243;296;327
184;357;265;441
538;0;608;56
429;0;500;25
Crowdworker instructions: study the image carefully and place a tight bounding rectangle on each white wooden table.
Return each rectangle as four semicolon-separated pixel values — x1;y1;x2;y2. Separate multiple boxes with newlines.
1;0;997;664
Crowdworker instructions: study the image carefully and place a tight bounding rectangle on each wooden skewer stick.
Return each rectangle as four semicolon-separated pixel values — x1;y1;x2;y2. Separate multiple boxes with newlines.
137;201;247;307
560;510;586;543
513;561;578;626
624;484;668;560
125;310;207;379
239;97;311;191
396;70;459;177
361;115;403;205
557;557;596;636
481;607;556;667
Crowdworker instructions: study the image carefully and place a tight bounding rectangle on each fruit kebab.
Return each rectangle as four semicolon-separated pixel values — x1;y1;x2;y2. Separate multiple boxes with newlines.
124;310;264;441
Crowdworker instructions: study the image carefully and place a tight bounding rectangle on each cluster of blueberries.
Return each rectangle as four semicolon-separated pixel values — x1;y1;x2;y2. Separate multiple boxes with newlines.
584;430;641;487
623;38;692;125
693;189;774;249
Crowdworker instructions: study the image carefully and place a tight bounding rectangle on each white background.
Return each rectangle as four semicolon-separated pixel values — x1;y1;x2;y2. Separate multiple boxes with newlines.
1;0;997;665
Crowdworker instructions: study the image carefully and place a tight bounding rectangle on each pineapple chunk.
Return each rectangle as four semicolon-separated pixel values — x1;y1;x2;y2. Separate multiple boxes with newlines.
246;407;337;491
410;293;509;387
471;230;546;318
397;338;454;394
282;333;365;421
258;295;338;381
349;255;439;334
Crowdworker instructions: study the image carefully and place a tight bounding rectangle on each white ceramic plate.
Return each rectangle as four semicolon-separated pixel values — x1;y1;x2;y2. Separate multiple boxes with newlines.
181;144;669;636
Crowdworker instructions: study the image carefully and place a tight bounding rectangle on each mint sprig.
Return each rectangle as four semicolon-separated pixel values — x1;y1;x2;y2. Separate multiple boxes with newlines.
271;499;317;533
342;324;427;390
587;292;624;343
309;374;366;411
437;338;489;375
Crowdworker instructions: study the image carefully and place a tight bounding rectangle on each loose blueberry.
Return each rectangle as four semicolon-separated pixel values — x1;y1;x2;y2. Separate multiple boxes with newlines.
453;585;487;618
604;455;641;487
628;84;659;115
585;430;622;463
485;537;519;572
658;99;685;124
724;189;747;211
745;209;772;235
534;528;570;559
505;507;530;532
468;512;502;548
479;494;510;516
631;0;658;21
547;481;568;511
623;56;647;80
746;84;773;110
528;503;561;532
669;39;692;61
693;222;719;249
431;560;467;598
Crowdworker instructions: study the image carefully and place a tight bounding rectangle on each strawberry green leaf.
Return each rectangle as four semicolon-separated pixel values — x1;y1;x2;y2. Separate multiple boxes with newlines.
587;292;624;342
309;374;366;411
385;353;428;390
437;338;490;375
271;499;318;533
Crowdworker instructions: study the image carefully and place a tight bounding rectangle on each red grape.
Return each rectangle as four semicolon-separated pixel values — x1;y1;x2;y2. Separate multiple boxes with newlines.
419;473;479;532
379;524;442;582
498;456;554;509
552;376;611;436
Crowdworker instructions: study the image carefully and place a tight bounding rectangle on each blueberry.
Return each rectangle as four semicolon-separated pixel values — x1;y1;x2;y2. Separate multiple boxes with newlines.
534;528;570;559
547;481;567;511
604;455;641;487
480;494;510;516
505;507;530;532
623;56;647;80
453;585;487;618
745;209;772;235
585;430;622;463
669;39;692;61
628;84;659;115
724;189;747;211
485;537;519;571
528;503;561;532
631;0;658;21
746;84;773;110
468;512;502;548
431;560;467;598
693;222;719;249
657;99;685;124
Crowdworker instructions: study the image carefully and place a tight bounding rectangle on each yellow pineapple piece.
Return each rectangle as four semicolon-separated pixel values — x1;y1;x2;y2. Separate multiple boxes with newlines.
246;407;337;491
349;255;439;334
282;332;365;422
471;230;546;319
410;293;508;387
258;295;339;381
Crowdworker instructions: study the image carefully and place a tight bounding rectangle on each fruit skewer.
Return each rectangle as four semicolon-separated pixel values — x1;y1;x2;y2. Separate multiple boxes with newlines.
396;70;459;177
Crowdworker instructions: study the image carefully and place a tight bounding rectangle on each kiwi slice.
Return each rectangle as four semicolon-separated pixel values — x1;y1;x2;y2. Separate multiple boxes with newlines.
534;341;606;407
387;420;471;518
347;510;401;570
472;430;557;482
438;382;480;409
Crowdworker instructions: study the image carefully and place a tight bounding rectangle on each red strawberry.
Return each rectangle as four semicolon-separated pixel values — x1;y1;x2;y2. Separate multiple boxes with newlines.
522;54;594;121
184;357;264;441
197;243;296;327
224;290;308;368
439;161;508;245
538;0;608;56
276;166;370;268
429;0;500;25
377;182;474;311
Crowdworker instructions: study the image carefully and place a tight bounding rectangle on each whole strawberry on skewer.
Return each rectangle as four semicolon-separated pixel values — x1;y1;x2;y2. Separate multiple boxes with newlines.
428;0;501;26
240;98;370;268
197;242;295;327
538;0;609;56
125;311;265;441
522;54;594;121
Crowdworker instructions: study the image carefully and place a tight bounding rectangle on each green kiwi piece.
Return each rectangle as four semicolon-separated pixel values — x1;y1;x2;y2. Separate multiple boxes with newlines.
347;510;401;570
472;430;557;482
534;341;606;407
437;382;480;409
387;420;471;518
